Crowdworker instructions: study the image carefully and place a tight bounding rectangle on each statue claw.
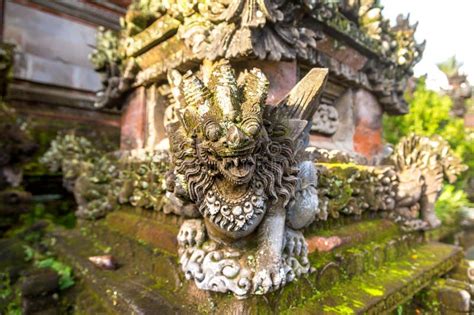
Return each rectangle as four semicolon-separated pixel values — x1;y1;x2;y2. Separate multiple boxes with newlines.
284;228;308;258
252;265;285;295
177;219;206;248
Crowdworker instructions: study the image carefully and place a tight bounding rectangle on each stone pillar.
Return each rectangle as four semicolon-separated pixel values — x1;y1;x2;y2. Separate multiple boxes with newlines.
352;89;383;162
144;84;168;150
309;89;355;153
120;87;146;150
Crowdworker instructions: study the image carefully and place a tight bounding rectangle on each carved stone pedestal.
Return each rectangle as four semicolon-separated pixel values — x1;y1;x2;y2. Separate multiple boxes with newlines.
49;208;465;314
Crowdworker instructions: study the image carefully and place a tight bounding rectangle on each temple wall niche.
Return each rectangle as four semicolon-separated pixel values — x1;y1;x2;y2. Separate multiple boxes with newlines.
308;87;384;163
309;89;355;153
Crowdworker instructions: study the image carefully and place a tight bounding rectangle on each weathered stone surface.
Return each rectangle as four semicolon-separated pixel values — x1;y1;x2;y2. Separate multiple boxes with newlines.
120;87;146;150
310;89;355;153
450;260;474;284
4;2;101;91
316;36;368;71
292;242;463;314
438;286;471;313
49;213;463;314
105;208;180;255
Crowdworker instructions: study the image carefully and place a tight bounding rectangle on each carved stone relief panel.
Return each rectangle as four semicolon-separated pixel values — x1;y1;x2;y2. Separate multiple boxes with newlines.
312;104;339;135
310;89;355;155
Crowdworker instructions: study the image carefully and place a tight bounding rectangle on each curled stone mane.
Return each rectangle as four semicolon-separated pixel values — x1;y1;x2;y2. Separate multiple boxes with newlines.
255;135;299;207
169;127;214;202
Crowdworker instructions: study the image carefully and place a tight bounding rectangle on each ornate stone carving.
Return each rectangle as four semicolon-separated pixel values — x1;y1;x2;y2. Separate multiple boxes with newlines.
389;134;467;230
315;163;397;221
365;14;425;114
0;43;14;99
89;27;137;109
41;136;172;220
91;0;423;115
118;149;169;211
166;60;327;296
122;0;322;62
40;134;100;192
178;220;311;298
312;104;339;135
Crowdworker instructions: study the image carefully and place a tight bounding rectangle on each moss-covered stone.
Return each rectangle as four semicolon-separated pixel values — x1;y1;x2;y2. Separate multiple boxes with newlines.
45;207;464;314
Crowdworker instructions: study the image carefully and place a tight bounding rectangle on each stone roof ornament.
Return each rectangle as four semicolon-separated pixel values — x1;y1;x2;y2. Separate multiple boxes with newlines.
90;0;425;115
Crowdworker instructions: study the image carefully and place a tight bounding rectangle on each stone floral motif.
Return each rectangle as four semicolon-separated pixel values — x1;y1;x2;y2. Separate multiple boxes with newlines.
40;134;121;219
166;60;327;296
74;154;121;220
389;134;467;231
41;135;171;219
312;104;339;135
119;149;169;211
89;27;137;109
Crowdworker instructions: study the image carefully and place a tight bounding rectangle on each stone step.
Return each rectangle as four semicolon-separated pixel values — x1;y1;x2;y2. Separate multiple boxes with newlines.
288;242;463;314
103;208;426;289
51;226;193;314
50;209;463;314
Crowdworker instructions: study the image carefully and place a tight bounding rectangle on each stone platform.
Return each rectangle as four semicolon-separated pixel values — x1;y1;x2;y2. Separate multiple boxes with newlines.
49;207;464;314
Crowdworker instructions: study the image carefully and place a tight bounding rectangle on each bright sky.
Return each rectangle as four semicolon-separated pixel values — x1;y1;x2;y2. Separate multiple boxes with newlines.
382;0;474;90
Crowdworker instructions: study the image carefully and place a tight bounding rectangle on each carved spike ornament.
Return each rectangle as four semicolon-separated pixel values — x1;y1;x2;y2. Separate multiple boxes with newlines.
390;134;467;231
166;60;328;297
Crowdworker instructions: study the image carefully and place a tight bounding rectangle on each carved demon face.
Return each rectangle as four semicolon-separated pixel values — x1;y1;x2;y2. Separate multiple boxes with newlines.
176;60;269;186
202;121;257;185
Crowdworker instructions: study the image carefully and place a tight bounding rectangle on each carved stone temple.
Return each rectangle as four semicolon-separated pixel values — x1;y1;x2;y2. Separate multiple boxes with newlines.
5;0;474;313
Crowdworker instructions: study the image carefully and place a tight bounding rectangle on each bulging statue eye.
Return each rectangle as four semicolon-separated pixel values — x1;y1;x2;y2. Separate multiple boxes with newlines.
241;119;261;137
205;122;221;141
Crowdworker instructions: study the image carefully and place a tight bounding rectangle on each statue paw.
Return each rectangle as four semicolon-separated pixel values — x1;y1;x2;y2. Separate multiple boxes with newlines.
177;219;206;248
284;228;308;260
252;264;285;295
